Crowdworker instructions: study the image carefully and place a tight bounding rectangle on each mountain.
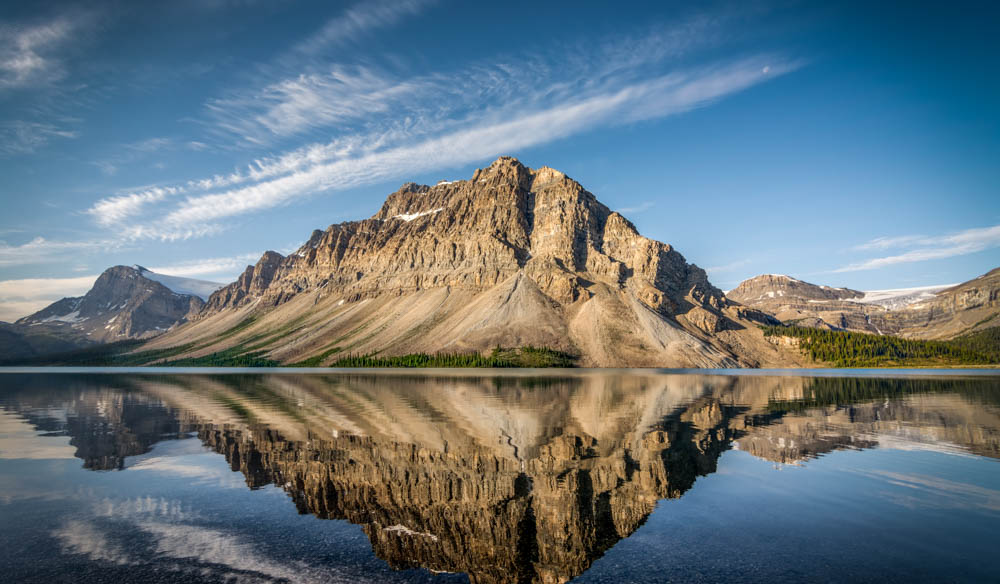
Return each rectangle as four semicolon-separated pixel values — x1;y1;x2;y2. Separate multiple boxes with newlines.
142;156;799;367
2;265;216;359
728;268;1000;338
727;274;882;333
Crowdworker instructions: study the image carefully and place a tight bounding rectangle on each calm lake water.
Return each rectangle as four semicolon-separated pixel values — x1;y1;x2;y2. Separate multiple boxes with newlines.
1;369;998;583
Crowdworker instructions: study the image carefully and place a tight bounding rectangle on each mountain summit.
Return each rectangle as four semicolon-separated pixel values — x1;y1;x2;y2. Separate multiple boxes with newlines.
3;266;215;360
143;157;796;367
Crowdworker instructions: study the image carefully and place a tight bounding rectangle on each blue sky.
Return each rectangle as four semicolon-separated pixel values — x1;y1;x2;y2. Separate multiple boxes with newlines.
1;0;998;321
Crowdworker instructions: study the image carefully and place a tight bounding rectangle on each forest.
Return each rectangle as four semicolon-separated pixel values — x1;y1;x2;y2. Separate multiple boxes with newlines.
762;325;999;367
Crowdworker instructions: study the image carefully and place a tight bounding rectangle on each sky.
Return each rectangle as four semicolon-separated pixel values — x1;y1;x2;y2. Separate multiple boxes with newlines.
1;0;998;321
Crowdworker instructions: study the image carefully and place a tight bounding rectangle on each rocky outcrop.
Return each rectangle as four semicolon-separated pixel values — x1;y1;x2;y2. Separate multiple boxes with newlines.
11;265;207;351
145;157;799;367
888;267;1000;338
200;251;284;313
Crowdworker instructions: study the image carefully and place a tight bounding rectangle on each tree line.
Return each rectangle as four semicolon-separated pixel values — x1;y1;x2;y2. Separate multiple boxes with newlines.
762;325;999;367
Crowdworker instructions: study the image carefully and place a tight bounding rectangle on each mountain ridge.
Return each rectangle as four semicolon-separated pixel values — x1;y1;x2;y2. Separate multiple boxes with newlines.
141;156;797;367
4;158;996;366
730;268;1000;338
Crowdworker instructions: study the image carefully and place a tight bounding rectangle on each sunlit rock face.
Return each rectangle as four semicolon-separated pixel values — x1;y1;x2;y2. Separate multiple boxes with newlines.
145;157;798;368
3;372;999;582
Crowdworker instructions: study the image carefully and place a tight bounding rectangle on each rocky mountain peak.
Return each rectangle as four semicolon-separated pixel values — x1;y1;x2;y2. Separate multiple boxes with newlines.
729;274;863;303
14;265;204;345
149;157;799;367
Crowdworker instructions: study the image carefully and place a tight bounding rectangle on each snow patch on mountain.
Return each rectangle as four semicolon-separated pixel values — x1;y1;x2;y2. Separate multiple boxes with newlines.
134;266;223;300
41;310;83;324
393;208;443;222
849;284;954;310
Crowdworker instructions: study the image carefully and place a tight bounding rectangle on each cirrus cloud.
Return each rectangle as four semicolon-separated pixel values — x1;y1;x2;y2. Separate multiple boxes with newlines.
836;224;1000;272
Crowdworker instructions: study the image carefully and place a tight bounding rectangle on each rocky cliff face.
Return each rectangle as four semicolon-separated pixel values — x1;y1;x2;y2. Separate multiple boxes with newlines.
728;268;1000;338
12;265;206;350
891;267;1000;338
148;157;798;367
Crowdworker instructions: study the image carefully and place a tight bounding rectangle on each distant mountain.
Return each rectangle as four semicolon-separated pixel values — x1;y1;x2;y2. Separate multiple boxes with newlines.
728;268;1000;338
1;265;219;360
141;156;799;367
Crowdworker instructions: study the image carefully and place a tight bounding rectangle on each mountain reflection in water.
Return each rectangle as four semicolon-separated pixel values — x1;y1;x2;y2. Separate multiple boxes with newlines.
1;371;999;583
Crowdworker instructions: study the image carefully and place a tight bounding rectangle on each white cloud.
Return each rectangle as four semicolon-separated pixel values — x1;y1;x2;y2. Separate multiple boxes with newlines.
0;274;98;321
122;57;796;240
76;15;800;245
836;224;1000;272
86;186;184;227
0;18;74;89
201;16;739;146
148;253;261;280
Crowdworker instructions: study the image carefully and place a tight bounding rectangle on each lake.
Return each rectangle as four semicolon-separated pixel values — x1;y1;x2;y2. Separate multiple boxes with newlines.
1;369;998;583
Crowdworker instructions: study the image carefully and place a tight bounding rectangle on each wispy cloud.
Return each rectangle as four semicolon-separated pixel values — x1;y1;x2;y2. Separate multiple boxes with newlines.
102;56;798;240
206;65;434;144
204;0;440;146
148;253;261;280
73;12;800;243
705;259;752;274
0;274;98;321
0;237;118;267
0;17;75;89
615;201;655;215
201;14;733;147
0;120;78;155
90;137;174;176
87;186;183;226
294;0;436;55
836;224;1000;272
